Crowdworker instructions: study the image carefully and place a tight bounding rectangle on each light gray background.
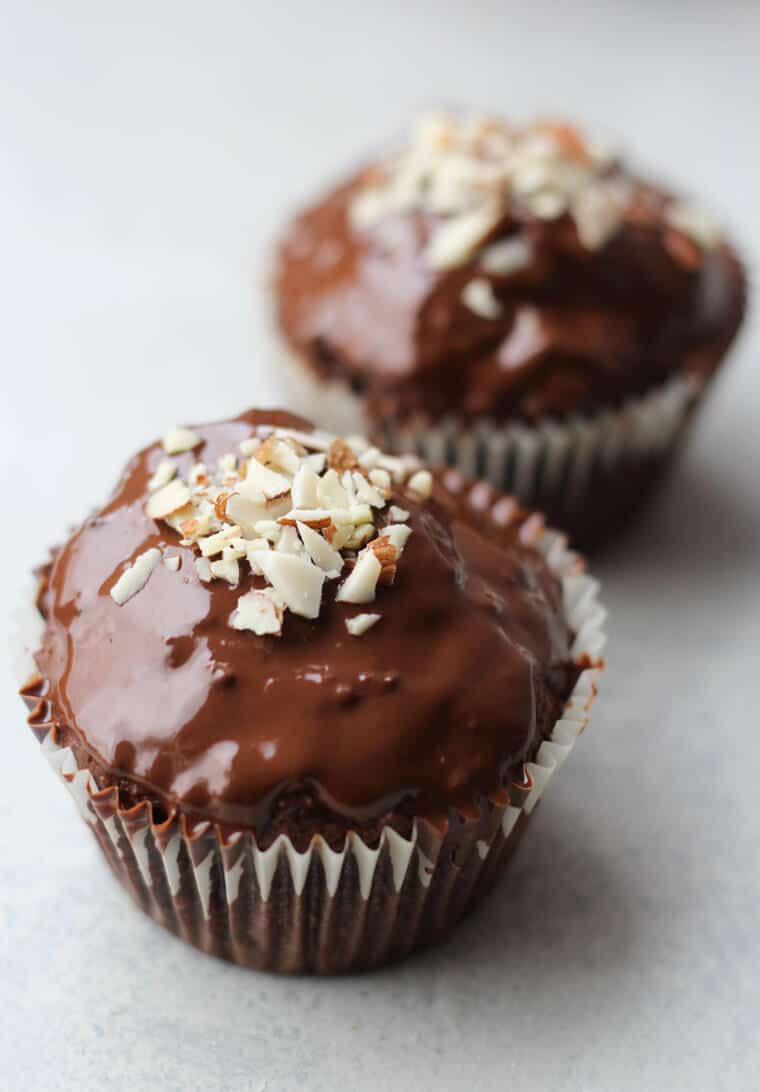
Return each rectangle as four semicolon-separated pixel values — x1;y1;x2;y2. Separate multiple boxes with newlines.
1;3;759;1090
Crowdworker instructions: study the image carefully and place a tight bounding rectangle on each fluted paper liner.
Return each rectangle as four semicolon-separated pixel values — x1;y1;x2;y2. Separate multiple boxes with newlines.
17;513;606;974
277;347;703;546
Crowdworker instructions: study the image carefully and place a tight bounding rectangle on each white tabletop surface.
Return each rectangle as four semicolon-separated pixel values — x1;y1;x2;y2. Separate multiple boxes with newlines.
1;3;759;1089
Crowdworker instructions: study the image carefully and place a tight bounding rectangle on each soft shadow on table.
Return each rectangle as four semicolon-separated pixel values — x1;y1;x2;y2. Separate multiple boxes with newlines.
593;443;760;585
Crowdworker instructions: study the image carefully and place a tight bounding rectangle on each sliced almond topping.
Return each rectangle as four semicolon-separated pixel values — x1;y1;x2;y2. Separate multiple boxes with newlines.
317;468;349;510
222;539;247;561
215;491;231;520
257;551;325;619
305;452;327;474
163;555;180;572
380;523;413;556
274;427;333;452
462;277;503;319
255;435;302;475
389;506;409;522
480;235;532;275
345;613;381;637
110;548;161;605
278;508;335;529
209;558;240;585
357;446;382;470
368;468;391;491
425;203;502;270
352;472;386;508
148;459;177;492
242;459;292;500
162;426;200;455
230;587;285;636
198;525;241;558
367;537;398;585
194;557;212;582
189;462;208;486
276;525;305;556
239;437;259;457
327;437;359;472
146;479;192;520
336;550;382;604
292;463;320;508
407;469;433;498
180;511;213;540
344;523;377;550
297;522;344;577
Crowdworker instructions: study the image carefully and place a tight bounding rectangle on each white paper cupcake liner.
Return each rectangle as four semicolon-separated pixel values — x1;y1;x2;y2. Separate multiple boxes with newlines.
276;346;704;546
18;512;606;974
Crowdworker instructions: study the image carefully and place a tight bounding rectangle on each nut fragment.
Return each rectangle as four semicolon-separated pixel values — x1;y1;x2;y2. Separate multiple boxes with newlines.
407;469;433;498
336;550;382;604
367;537;398;586
146;479;192;520
327;438;359;473
209;558;240;585
162;427;200;455
230;587;285;636
110;548;162;605
345;613;381;637
462;277;503;319
148;459;177;493
257;551;325;619
297;522;344;577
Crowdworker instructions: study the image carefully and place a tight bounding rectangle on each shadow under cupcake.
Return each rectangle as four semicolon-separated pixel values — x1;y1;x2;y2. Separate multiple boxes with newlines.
273;111;746;549
19;409;604;974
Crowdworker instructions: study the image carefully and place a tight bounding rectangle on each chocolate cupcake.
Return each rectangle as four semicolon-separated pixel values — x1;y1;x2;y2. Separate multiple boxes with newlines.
19;409;605;973
274;112;746;547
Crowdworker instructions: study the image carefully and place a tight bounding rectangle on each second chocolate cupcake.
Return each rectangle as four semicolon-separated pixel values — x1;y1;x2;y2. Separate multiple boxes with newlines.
274;111;746;547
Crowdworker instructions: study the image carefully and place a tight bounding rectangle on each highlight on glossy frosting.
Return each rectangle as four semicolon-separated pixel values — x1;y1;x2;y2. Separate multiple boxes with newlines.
275;110;745;425
33;409;579;839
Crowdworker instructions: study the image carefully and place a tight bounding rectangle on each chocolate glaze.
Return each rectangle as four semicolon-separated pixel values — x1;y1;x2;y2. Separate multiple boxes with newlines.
275;172;745;426
33;410;578;843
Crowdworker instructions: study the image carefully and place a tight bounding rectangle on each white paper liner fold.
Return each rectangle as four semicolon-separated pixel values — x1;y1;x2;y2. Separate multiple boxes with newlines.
19;511;606;973
277;346;703;543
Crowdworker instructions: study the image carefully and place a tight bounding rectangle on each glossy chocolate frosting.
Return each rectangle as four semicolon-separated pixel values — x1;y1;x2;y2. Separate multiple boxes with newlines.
275;117;745;426
33;410;579;842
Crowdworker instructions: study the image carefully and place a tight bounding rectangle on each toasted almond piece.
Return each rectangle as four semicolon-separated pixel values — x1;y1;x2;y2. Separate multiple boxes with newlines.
324;520;353;550
349;503;373;526
352;472;385;508
276;525;305;556
227;491;290;536
241;458;292;500
297;522;344;577
425;203;502;270
209;558;239;585
389;506;410;522
162;426;200;454
164;502;196;533
239;437;259;456
407;469;433;498
327;437;359;472
380;523;413;556
357;446;382;470
198;525;241;558
194;557;212;582
345;613;381;637
344;523;377;550
368;468;391;491
274;427;333;452
146;479;192;520
336;550;382;604
222;540;246;561
253;520;283;543
292;463;320;508
255;435;302;475
245;538;270;575
148;459;177;493
368;537;398;586
110;548;161;605
230;587;285;636
318;468;349;510
305;452;327;474
257;552;325;619
179;511;214;540
189;462;208;486
215;491;231;520
163;555;181;572
462;277;503;319
480;235;532;275
218;452;237;475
